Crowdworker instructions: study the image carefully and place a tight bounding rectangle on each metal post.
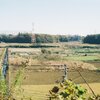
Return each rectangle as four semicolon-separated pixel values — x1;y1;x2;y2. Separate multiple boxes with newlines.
64;64;67;80
2;47;9;78
62;64;67;82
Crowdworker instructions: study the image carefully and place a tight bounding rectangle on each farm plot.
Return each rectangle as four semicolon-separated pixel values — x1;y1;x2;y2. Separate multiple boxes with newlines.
8;44;100;85
7;43;100;99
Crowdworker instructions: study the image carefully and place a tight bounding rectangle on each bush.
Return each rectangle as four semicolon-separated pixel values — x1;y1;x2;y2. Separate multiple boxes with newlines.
49;80;99;100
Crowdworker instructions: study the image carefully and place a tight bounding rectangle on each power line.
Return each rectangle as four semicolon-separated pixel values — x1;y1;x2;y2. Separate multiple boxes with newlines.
73;64;96;97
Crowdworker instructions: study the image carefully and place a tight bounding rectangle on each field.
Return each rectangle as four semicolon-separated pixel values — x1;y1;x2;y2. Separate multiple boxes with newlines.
12;83;100;100
1;42;100;99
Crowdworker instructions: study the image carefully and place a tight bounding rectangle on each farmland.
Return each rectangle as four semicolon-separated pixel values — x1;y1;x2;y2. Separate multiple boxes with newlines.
0;42;100;99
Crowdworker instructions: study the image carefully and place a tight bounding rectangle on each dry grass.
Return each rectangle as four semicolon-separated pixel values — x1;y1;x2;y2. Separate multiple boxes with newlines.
81;83;100;95
13;83;100;100
9;48;41;52
13;85;54;100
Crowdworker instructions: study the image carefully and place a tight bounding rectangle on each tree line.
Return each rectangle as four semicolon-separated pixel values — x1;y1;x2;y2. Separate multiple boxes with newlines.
0;33;81;43
0;33;32;43
1;33;100;44
34;34;82;43
83;34;100;44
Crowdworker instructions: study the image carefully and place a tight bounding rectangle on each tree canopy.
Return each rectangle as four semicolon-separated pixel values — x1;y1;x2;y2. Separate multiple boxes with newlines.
83;34;100;44
0;33;82;43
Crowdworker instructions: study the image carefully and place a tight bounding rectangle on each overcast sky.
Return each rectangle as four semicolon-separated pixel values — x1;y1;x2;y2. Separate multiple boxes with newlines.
0;0;100;35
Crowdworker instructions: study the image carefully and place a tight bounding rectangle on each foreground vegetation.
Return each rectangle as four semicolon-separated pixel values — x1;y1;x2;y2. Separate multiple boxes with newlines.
49;80;100;100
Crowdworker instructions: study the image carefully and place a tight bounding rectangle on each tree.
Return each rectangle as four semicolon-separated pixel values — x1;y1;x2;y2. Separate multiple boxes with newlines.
83;34;100;44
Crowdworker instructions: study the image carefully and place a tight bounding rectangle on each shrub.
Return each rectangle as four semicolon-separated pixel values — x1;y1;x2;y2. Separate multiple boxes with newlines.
49;80;100;100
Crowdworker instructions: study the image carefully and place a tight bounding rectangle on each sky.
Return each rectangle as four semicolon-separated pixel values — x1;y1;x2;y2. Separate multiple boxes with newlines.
0;0;100;35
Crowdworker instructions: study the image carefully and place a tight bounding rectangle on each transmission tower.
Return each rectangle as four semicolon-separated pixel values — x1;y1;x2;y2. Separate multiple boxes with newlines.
31;22;36;43
32;22;34;34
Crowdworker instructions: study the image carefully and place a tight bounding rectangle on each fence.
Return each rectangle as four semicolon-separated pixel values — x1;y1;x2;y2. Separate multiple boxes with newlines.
0;47;9;78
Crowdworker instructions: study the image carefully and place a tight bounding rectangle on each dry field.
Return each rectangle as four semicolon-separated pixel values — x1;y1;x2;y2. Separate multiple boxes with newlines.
4;42;100;99
14;83;100;100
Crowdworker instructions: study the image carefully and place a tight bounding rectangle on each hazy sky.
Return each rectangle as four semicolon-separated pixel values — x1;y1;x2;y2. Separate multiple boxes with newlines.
0;0;100;35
